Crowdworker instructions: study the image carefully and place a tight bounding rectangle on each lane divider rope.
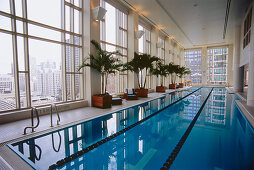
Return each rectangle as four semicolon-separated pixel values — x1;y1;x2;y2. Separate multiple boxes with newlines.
160;87;214;170
48;87;202;170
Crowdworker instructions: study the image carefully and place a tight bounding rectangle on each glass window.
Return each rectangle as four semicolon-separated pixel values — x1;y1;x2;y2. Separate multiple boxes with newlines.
0;0;10;13
100;0;127;94
157;36;165;86
27;0;61;28
207;47;228;85
138;24;151;88
0;33;16;111
29;39;62;106
0;0;83;112
243;8;252;49
184;49;202;85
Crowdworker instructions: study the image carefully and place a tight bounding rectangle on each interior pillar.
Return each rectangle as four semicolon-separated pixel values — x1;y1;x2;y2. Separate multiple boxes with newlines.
247;54;254;105
151;28;159;89
127;11;139;89
83;0;101;106
233;26;244;92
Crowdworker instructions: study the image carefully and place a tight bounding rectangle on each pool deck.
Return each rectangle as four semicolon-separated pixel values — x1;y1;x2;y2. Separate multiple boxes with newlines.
228;87;254;129
0;87;190;170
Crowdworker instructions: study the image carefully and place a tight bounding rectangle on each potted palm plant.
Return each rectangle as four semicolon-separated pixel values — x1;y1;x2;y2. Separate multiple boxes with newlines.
177;66;191;88
78;40;122;108
151;60;167;92
124;52;159;97
166;63;179;89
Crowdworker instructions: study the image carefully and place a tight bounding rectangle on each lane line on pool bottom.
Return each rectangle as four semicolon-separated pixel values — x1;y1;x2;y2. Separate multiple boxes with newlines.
160;87;214;170
48;87;202;170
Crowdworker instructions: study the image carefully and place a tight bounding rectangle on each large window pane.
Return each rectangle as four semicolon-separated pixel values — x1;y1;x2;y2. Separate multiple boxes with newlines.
184;49;202;84
17;37;25;71
28;24;61;41
19;73;27;108
105;3;116;44
15;0;23;17
101;0;127;94
0;33;16;111
27;0;61;28
207;47;228;85
74;9;80;34
29;39;62;106
0;0;10;13
0;15;11;31
65;5;70;32
16;20;24;33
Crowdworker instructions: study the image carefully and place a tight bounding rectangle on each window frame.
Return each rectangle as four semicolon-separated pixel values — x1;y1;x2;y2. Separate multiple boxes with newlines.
0;0;84;113
100;0;128;94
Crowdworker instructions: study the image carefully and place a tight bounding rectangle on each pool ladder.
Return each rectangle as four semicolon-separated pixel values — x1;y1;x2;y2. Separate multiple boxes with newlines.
24;107;40;135
50;104;60;127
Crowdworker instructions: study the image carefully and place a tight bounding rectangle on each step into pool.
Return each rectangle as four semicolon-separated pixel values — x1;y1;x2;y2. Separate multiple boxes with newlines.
8;87;254;170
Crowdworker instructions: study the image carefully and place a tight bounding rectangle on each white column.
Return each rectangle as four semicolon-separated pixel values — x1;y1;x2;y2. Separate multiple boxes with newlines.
150;28;158;89
168;40;173;85
247;8;254;106
83;0;101;106
227;44;234;86
127;11;139;89
201;46;207;86
233;26;244;92
164;38;170;86
247;54;254;105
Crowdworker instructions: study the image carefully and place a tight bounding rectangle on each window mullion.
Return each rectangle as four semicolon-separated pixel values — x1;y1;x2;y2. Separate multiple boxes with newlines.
80;0;84;99
70;0;75;100
10;0;20;109
22;0;31;107
62;0;67;101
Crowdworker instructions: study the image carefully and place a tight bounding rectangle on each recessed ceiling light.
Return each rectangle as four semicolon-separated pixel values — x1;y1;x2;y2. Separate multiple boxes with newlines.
193;4;198;7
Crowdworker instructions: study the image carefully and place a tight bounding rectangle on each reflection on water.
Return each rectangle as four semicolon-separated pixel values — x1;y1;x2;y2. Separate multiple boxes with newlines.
172;88;254;170
10;89;196;169
11;88;254;170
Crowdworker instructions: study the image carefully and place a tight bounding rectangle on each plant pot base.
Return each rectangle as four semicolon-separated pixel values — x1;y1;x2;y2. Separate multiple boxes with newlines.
156;86;166;92
135;89;148;97
169;84;176;89
179;83;184;88
92;94;112;108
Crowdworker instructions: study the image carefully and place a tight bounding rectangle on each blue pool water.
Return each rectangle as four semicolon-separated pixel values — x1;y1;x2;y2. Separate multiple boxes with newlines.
9;87;254;170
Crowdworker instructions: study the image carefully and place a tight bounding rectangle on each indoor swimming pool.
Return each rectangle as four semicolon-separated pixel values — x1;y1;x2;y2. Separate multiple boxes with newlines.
8;87;254;170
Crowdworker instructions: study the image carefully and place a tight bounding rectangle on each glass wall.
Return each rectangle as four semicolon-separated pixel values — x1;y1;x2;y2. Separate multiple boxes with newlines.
138;24;151;88
0;0;83;112
184;49;202;85
100;0;128;94
207;47;228;85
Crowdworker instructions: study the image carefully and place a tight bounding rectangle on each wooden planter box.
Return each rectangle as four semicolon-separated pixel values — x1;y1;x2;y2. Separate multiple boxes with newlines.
156;86;166;92
92;94;112;108
135;89;148;97
179;83;184;88
169;84;177;89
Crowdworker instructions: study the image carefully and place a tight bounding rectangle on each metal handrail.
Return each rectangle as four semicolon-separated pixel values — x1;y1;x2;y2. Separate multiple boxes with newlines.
25;141;42;161
24;107;40;135
50;104;60;127
51;131;62;152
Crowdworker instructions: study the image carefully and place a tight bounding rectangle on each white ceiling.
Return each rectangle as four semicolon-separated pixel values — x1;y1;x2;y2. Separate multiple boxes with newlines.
124;0;251;48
